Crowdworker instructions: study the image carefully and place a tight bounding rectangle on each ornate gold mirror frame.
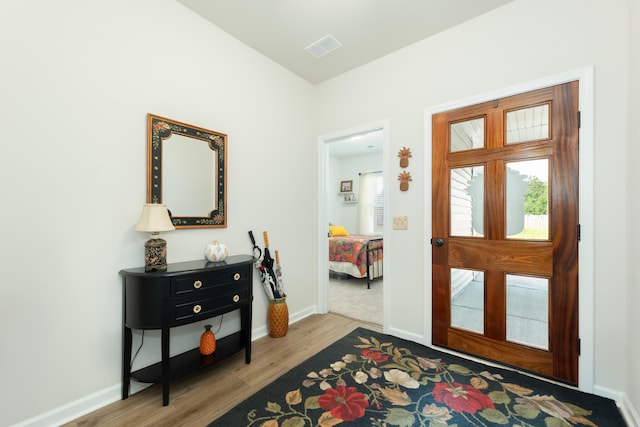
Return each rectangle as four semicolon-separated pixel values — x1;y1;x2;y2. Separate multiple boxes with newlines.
147;114;227;228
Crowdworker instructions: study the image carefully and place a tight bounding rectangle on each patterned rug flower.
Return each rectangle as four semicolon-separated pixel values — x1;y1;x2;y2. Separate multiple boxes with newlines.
209;328;625;426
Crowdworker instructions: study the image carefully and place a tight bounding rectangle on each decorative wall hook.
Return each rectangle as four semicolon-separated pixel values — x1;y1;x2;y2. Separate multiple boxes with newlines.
398;147;412;168
398;171;412;191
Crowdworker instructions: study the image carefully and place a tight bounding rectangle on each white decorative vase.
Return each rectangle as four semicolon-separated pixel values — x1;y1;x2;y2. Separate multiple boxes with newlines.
204;240;228;262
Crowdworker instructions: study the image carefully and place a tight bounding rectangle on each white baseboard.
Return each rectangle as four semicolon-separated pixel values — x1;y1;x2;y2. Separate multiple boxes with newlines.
622;393;640;427
594;385;639;427
593;384;625;406
289;304;318;326
12;382;152;427
385;325;424;344
12;305;320;427
17;310;635;427
11;384;119;427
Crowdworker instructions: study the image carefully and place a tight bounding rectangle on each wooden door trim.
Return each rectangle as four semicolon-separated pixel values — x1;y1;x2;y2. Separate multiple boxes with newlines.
423;67;595;391
448;329;554;377
448;239;553;275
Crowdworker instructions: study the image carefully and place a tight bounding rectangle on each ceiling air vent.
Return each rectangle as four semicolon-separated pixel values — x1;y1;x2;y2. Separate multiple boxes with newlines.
304;35;342;58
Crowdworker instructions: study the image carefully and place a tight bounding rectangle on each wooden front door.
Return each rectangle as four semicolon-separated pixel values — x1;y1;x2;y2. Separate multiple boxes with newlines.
431;81;579;384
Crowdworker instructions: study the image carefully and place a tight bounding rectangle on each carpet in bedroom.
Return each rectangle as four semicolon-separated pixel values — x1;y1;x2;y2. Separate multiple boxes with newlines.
329;277;382;324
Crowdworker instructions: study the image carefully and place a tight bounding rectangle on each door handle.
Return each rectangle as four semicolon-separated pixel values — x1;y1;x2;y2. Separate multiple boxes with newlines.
432;238;444;247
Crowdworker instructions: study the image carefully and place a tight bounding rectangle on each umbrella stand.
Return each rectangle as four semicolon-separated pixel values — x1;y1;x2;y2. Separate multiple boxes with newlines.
248;230;288;337
267;297;288;338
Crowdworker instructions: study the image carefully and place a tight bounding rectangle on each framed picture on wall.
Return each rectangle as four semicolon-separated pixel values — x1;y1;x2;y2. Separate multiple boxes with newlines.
340;180;353;192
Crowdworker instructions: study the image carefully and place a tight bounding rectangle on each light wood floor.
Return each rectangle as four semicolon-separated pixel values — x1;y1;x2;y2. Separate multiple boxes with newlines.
64;313;381;427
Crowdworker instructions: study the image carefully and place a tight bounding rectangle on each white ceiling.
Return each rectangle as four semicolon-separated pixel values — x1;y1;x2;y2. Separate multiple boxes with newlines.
327;128;384;159
177;0;514;85
177;0;513;157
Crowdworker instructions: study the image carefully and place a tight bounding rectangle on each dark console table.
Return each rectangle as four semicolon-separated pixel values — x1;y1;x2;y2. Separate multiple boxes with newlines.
120;254;254;406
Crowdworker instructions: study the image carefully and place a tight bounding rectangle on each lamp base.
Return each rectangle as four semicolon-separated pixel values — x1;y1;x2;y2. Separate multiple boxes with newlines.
144;238;167;272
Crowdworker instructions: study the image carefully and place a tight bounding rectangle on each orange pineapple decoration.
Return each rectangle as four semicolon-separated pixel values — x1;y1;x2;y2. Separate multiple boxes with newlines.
398;146;412;168
398;171;412;191
199;324;216;355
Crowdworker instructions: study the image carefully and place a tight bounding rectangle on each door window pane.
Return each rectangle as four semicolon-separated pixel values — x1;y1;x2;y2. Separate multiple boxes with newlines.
450;118;484;152
506;160;549;240
506;274;549;349
451;166;484;237
451;269;484;334
506;104;549;144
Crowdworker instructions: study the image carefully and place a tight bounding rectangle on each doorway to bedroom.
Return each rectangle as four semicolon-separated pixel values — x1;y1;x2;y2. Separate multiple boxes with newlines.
318;122;388;326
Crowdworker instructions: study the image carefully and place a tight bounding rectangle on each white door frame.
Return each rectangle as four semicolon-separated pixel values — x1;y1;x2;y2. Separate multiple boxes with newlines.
317;120;390;329
423;67;595;392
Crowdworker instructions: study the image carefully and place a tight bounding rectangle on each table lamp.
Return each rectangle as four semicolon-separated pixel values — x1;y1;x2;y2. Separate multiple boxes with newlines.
135;203;175;271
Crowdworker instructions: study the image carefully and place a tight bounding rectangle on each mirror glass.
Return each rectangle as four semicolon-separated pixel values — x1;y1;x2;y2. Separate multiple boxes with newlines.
147;114;227;228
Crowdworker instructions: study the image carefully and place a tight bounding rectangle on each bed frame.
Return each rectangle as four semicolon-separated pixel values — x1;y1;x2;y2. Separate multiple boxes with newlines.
364;237;383;288
330;237;383;289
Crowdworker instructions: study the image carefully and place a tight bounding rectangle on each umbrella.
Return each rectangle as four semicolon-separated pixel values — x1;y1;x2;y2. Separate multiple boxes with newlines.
248;230;274;300
275;250;285;296
262;231;285;299
248;230;262;264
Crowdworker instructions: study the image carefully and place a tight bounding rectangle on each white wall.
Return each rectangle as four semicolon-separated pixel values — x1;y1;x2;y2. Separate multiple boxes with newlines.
315;0;633;409
327;153;383;233
327;156;342;228
2;0;638;425
626;0;640;420
0;1;315;425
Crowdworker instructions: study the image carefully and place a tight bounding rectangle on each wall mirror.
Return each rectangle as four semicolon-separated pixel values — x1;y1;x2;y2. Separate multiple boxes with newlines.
147;114;227;228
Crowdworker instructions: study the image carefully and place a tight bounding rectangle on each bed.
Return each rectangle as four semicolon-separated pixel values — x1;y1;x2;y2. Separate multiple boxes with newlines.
328;232;383;288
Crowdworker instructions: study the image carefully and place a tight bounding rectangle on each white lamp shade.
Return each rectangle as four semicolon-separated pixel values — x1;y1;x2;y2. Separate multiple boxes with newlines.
135;203;176;233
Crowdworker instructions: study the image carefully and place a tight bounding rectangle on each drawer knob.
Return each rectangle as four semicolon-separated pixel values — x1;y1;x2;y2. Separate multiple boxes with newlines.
233;294;240;303
233;273;241;281
193;304;202;314
193;280;202;289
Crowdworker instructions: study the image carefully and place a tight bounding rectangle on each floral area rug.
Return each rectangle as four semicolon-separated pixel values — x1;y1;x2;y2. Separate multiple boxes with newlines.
208;327;625;426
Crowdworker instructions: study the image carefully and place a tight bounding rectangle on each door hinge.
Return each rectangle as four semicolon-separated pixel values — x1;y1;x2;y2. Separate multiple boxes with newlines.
578;338;581;356
577;224;581;241
577;111;581;128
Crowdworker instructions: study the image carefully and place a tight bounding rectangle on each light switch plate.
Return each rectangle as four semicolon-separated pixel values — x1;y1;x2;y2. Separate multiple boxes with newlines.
393;215;408;230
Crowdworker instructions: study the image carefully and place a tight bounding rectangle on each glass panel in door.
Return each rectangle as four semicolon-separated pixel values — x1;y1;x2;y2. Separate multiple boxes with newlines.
450;166;484;237
506;274;549;349
506;104;550;144
506;159;549;240
450;118;484;152
451;269;484;334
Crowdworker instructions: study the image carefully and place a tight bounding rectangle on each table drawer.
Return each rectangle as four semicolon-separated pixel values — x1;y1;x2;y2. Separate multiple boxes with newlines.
172;286;249;325
171;264;251;296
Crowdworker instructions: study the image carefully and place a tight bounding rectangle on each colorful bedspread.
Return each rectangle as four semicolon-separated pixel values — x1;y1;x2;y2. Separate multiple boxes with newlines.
329;234;383;277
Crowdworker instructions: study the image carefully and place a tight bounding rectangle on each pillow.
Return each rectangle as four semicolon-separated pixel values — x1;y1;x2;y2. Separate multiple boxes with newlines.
329;225;349;237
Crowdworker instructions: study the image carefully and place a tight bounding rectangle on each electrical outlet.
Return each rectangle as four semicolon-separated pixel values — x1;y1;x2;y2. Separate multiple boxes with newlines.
393;216;408;230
